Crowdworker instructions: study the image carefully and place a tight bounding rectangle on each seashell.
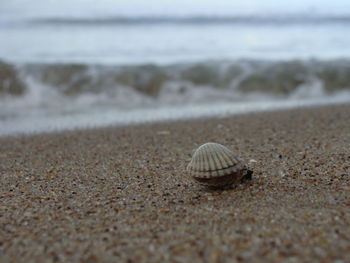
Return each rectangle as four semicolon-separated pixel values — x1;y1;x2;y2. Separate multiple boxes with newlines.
187;142;252;188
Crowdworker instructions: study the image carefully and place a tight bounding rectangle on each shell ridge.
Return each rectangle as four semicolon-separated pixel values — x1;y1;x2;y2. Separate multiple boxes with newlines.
193;149;200;172
216;144;232;169
214;144;230;176
211;144;224;177
195;149;201;173
223;150;236;167
204;146;212;177
215;144;237;176
208;144;220;177
200;147;207;176
208;145;217;171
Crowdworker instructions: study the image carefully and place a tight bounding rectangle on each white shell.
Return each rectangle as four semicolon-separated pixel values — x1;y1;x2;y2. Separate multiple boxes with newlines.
187;142;247;187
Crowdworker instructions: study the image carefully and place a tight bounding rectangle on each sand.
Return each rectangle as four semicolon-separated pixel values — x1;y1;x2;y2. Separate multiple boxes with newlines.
0;104;349;263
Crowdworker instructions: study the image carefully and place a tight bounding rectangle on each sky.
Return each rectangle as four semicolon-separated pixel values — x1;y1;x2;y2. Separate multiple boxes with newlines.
2;0;350;18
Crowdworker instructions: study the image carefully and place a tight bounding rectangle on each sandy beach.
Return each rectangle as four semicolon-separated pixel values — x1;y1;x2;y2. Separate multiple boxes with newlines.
0;104;349;263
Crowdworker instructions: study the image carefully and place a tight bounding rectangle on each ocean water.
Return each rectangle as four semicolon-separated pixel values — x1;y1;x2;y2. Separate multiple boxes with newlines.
1;1;350;136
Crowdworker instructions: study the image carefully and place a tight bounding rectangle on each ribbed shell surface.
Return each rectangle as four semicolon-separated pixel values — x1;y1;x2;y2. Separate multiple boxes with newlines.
187;143;246;186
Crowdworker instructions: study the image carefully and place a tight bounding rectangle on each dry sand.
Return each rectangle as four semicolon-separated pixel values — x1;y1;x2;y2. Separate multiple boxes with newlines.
0;104;350;263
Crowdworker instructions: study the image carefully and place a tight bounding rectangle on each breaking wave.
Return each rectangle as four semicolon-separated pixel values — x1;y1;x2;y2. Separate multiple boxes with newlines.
1;58;350;113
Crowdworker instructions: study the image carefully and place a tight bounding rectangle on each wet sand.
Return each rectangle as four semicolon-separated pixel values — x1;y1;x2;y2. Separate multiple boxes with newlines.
1;104;349;263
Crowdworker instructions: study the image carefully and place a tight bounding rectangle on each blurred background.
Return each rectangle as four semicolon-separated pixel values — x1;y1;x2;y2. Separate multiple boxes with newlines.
1;0;350;135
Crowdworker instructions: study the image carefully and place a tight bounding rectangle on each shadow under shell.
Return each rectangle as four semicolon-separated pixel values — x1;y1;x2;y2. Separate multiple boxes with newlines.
193;169;252;188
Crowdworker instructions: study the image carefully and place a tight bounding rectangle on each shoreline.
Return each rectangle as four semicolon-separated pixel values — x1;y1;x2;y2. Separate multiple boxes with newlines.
1;97;350;138
1;103;350;262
